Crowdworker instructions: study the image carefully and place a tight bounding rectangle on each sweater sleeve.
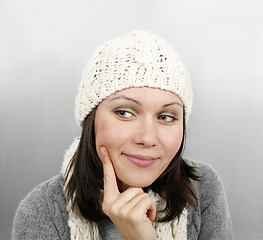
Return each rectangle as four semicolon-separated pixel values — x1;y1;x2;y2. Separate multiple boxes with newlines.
12;175;69;240
196;162;233;240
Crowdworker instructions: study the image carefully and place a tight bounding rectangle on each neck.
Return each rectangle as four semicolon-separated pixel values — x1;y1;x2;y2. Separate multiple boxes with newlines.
117;178;130;192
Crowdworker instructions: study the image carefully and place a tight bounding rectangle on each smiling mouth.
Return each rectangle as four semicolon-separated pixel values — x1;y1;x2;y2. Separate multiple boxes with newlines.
122;153;159;167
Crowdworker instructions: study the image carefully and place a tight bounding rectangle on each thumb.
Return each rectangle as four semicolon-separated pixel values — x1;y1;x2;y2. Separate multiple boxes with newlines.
100;147;120;199
99;147;107;163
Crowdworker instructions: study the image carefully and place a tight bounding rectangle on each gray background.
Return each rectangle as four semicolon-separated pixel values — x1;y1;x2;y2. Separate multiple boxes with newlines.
1;0;262;239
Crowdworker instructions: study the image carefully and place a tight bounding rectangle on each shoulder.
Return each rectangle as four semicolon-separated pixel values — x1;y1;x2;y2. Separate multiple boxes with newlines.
185;158;227;212
185;158;219;178
12;174;70;239
185;158;233;239
16;174;65;215
185;158;224;200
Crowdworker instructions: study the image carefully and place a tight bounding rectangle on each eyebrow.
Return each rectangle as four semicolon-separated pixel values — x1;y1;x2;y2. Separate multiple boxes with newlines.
109;95;183;108
163;102;183;108
109;95;142;106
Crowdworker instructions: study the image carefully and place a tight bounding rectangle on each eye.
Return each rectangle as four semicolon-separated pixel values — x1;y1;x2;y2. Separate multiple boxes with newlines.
114;108;135;118
158;114;176;123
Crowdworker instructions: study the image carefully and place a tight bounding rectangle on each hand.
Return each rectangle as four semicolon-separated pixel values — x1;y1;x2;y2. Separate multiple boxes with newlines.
100;147;157;240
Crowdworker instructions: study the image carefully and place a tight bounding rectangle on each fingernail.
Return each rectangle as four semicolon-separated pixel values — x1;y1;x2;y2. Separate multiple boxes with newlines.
100;147;105;156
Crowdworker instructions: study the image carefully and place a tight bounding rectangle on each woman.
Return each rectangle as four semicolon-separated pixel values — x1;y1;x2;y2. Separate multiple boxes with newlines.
12;31;233;239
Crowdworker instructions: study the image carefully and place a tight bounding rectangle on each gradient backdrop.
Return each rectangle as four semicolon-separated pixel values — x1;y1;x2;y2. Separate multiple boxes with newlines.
1;0;263;239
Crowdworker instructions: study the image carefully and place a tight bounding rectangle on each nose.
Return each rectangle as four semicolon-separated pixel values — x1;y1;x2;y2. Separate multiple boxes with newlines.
133;118;158;147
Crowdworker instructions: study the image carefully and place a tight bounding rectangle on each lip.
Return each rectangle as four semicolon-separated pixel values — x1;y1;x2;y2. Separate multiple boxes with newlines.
122;153;159;167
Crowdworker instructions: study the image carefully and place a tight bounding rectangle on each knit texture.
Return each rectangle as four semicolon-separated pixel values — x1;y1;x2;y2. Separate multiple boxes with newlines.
75;31;192;126
61;137;187;239
12;160;234;239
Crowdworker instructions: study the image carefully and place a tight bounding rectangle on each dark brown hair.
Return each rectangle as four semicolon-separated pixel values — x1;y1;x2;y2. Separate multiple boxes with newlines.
65;107;200;222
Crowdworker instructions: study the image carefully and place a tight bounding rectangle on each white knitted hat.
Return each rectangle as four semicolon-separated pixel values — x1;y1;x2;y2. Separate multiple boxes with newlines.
75;30;193;126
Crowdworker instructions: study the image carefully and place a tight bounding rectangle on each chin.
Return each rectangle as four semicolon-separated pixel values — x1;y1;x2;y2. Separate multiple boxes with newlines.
115;167;160;189
121;177;156;189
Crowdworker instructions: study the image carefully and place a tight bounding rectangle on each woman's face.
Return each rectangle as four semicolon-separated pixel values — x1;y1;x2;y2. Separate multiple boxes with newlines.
95;87;184;189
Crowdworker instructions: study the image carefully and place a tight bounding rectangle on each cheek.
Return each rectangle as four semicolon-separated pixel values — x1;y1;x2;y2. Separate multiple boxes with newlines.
162;126;184;158
95;118;128;157
95;120;114;151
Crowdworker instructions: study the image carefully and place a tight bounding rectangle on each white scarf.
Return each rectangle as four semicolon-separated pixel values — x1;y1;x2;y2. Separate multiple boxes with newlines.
61;137;187;240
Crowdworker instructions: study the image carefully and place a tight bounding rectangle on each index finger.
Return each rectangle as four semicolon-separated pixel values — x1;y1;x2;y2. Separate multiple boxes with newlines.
100;147;120;202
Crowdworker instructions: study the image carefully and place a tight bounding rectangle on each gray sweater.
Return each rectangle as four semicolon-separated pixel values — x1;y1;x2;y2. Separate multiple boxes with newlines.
12;159;233;239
